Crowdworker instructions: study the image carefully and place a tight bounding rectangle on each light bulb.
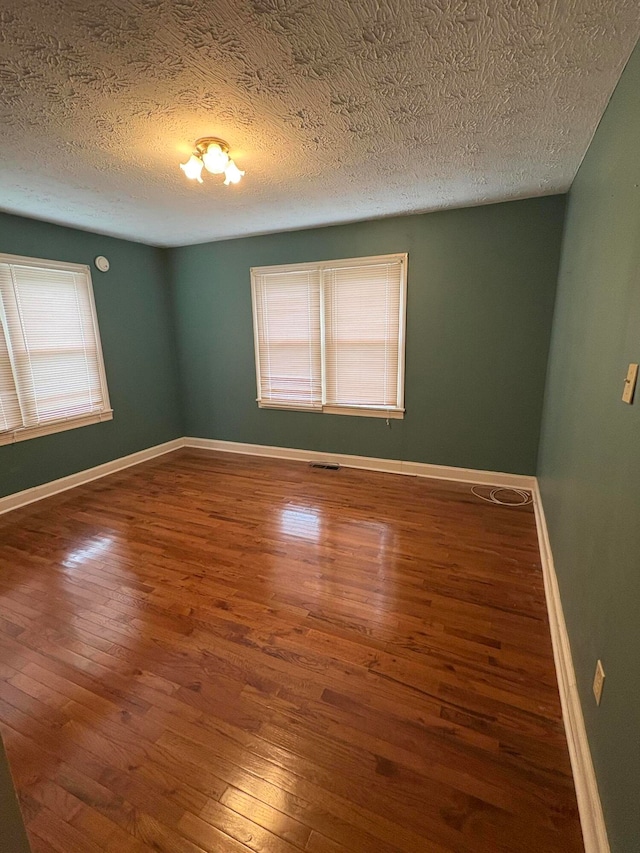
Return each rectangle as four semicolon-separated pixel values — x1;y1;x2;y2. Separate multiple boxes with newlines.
223;159;245;185
202;143;229;174
180;154;204;183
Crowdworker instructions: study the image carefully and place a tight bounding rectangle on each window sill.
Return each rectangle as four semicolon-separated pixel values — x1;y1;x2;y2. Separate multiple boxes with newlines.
257;402;404;420
0;410;113;446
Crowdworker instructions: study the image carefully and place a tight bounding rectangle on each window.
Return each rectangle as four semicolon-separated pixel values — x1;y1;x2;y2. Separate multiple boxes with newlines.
251;253;407;418
0;254;112;445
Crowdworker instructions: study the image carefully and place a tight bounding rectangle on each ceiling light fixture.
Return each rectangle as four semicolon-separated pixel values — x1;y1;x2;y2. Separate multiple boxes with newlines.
180;137;245;186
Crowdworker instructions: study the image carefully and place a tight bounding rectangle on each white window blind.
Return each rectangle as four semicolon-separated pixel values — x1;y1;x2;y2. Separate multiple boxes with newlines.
252;268;322;409
0;254;112;445
251;253;407;418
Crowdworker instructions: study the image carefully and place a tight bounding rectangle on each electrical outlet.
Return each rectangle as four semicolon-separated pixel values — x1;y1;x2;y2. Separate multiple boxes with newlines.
593;660;605;706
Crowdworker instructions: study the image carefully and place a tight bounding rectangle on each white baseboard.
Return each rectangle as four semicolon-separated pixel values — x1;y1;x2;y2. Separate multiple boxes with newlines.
0;437;185;515
532;483;610;853
184;437;536;489
0;436;534;516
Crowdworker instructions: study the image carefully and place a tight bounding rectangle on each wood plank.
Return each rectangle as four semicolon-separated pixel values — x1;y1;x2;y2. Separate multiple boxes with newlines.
0;449;582;852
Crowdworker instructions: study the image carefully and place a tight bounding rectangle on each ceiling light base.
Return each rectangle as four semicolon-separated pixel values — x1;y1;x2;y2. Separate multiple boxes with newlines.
194;137;229;157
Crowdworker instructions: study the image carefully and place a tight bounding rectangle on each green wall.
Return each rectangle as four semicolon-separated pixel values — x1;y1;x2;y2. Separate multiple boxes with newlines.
0;197;566;495
170;196;565;475
0;213;182;498
537;43;640;852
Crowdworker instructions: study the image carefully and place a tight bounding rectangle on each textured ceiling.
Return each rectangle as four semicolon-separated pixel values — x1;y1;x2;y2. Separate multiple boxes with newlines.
0;1;639;247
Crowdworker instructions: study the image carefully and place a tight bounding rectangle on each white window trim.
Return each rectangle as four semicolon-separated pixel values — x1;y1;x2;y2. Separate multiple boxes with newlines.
251;253;408;419
256;401;404;419
0;252;112;446
0;409;114;446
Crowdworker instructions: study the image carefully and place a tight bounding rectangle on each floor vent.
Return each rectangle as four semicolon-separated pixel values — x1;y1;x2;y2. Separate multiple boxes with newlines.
309;462;341;470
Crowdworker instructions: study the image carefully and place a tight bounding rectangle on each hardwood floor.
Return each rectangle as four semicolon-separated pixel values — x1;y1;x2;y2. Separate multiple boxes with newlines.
0;449;583;853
